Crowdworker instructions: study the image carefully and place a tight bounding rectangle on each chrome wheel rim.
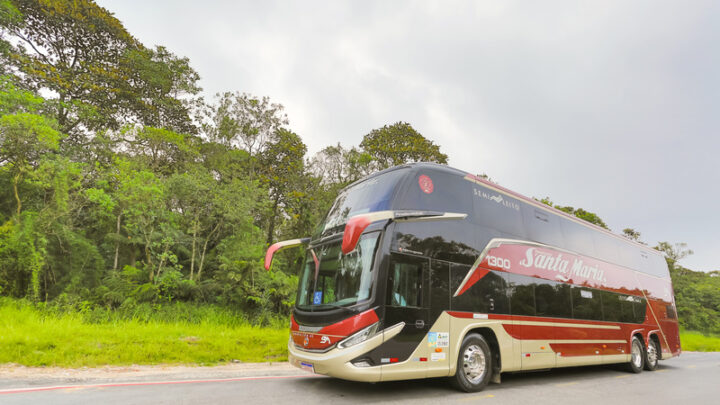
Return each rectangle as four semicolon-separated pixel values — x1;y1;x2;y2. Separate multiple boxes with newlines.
463;344;487;384
631;340;643;368
647;341;658;367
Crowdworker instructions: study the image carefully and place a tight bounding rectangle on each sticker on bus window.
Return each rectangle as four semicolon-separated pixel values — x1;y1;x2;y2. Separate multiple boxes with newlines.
313;291;323;304
580;290;593;299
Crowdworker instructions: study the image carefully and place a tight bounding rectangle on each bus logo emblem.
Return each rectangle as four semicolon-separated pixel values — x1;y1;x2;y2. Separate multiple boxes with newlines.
304;335;310;347
418;175;434;194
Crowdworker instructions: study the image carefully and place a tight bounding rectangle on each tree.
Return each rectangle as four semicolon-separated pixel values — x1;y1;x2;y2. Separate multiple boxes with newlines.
258;128;307;244
622;228;642;241
655;241;694;272
200;92;288;174
1;0;199;139
309;143;373;185
360;122;447;170
0;112;61;217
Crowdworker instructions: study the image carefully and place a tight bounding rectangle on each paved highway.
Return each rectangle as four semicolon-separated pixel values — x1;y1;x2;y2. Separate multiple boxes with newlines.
1;352;718;404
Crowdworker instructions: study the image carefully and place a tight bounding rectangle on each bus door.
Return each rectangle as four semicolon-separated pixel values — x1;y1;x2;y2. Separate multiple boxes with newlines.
382;253;430;379
428;259;451;377
507;274;557;370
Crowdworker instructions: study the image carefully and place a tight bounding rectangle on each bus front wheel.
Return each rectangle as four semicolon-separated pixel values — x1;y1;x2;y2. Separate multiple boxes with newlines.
452;333;493;392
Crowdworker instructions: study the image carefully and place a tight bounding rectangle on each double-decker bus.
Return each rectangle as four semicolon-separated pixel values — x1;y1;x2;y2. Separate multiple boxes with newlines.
264;163;681;392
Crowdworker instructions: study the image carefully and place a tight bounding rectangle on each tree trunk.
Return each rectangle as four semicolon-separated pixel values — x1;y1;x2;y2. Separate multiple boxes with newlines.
113;213;122;271
197;221;221;282
13;172;22;219
190;214;198;280
266;197;280;245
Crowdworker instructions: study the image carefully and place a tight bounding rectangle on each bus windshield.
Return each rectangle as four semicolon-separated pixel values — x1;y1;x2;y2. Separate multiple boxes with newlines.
296;233;380;311
318;168;408;236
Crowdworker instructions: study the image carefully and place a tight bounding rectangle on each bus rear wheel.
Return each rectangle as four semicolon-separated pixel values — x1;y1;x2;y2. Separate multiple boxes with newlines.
452;333;493;392
626;336;645;373
644;337;659;371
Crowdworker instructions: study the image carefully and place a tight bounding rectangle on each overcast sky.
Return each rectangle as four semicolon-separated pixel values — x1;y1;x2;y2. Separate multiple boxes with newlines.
99;0;719;271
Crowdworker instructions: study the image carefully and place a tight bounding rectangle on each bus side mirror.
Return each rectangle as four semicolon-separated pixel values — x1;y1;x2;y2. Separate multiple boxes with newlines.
342;211;395;254
264;237;310;270
341;211;467;254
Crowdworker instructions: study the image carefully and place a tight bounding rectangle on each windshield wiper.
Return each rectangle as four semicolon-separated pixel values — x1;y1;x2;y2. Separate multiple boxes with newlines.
298;303;359;314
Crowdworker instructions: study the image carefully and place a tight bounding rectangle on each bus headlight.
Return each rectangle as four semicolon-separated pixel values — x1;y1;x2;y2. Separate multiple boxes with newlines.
337;322;379;349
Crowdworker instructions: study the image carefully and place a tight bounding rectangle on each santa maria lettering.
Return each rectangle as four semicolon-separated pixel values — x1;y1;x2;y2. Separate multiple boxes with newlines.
519;247;607;283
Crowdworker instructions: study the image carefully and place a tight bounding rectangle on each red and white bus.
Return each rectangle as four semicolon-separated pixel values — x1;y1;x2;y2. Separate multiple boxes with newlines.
265;163;681;391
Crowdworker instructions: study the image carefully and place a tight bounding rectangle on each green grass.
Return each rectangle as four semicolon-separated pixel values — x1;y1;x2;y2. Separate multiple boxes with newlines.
0;300;289;367
680;330;720;352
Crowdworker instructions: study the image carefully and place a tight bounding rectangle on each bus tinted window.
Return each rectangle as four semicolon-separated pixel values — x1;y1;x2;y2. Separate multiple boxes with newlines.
535;279;572;319
430;260;450;320
507;273;535;316
394;221;478;266
560;219;597;258
594;233;621;265
618;243;641;271
472;186;525;238
398;170;473;215
388;254;426;308
571;286;603;320
450;266;509;314
600;290;621;322
631;296;647;323
523;207;563;247
319;168;408;236
647;253;670;278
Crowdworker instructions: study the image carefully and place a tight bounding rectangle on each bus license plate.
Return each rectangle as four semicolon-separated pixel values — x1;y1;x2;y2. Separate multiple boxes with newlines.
300;361;315;373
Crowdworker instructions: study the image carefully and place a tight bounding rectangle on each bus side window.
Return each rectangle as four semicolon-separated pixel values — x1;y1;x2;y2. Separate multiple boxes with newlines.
389;257;423;307
507;273;536;316
535;280;572;319
600;290;622;322
571;286;603;320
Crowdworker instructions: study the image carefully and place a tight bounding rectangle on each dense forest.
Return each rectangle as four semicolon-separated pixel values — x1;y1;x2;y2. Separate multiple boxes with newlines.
0;1;717;334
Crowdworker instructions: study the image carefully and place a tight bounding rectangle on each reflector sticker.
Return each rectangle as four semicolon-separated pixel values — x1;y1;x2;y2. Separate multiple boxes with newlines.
418;175;434;194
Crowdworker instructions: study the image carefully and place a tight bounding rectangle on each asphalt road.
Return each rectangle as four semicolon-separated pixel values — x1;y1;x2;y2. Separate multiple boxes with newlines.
1;352;718;405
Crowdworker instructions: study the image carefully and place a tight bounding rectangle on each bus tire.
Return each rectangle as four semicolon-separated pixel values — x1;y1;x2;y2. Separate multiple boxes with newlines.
626;336;644;373
644;337;659;371
451;333;493;392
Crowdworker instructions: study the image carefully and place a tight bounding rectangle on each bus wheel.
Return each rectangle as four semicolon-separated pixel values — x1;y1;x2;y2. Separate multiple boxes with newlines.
644;337;659;371
626;336;645;373
452;333;492;392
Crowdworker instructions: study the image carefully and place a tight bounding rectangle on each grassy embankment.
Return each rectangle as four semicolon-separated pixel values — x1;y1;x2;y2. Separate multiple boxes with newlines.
1;299;718;367
0;299;289;367
680;330;720;352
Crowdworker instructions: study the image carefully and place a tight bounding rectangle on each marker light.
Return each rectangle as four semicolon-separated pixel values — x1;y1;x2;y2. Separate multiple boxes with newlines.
264;237;310;270
337;322;379;349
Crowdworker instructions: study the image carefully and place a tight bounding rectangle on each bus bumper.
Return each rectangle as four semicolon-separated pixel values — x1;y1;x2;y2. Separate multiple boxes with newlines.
288;322;404;382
